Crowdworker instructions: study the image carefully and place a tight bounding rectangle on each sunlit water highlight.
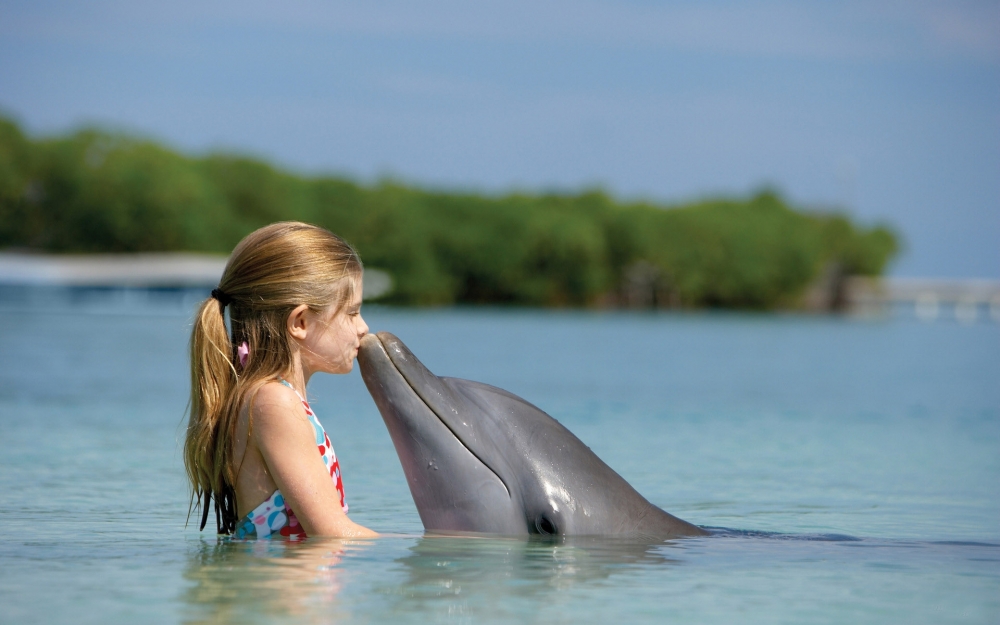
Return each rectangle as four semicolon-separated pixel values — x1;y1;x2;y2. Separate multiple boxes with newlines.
0;288;997;623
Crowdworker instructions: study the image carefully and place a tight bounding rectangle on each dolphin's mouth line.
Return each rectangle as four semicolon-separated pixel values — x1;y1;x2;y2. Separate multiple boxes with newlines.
373;334;512;499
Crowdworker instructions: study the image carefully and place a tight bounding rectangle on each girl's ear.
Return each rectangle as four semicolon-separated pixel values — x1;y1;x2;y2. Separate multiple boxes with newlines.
287;304;311;340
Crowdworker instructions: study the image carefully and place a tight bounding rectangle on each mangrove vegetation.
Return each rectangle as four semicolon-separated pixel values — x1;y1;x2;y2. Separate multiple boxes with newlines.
0;116;898;308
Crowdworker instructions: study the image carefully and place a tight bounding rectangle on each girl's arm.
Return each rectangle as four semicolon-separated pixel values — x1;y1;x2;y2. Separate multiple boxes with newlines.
250;383;378;538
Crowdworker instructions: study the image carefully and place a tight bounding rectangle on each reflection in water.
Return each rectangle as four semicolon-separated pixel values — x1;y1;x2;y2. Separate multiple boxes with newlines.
180;535;686;623
181;538;350;624
378;536;682;621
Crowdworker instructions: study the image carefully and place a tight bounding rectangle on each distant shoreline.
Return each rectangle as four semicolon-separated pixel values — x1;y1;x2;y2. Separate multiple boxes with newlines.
0;254;996;322
0;252;228;287
0;252;393;300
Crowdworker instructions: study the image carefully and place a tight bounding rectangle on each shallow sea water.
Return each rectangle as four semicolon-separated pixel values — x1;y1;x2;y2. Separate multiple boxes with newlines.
0;288;997;624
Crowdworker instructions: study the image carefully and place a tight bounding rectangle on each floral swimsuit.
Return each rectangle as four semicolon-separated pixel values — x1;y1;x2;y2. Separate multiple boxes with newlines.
234;379;348;539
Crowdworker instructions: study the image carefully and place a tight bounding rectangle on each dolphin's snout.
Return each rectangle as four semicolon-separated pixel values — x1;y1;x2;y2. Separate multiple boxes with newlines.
358;331;524;534
359;332;385;358
359;332;412;372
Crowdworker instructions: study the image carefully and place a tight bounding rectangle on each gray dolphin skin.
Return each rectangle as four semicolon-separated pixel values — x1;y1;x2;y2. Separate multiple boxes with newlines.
358;332;708;538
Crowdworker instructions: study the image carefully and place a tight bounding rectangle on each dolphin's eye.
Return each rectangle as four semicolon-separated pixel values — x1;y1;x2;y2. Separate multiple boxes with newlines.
535;514;557;535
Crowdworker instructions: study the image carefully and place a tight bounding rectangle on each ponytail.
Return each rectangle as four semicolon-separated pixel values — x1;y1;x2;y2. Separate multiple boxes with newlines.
184;295;239;534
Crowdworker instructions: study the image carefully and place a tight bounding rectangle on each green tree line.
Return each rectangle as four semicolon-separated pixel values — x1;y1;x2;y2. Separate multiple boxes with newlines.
0;116;898;308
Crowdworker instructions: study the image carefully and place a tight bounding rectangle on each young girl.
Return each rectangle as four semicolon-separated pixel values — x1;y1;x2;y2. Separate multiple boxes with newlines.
184;222;377;539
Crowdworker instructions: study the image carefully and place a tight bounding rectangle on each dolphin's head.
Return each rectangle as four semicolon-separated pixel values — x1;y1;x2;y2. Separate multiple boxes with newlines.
359;332;705;537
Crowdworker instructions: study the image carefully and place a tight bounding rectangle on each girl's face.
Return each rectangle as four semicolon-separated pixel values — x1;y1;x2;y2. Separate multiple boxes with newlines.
297;283;369;376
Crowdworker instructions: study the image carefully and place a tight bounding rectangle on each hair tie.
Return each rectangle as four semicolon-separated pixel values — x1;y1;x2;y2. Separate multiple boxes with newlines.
210;288;232;311
237;342;250;369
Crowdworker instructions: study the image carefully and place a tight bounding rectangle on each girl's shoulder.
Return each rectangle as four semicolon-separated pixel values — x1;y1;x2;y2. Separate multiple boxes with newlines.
245;380;310;431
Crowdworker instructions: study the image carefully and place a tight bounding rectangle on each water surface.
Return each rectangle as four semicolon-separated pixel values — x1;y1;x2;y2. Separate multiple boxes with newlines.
0;289;997;623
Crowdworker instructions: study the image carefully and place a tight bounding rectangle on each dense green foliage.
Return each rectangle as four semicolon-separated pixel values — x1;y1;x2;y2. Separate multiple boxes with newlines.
0;116;898;308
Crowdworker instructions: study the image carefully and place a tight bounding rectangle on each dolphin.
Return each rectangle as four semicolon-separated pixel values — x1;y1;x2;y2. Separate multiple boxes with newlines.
358;332;708;538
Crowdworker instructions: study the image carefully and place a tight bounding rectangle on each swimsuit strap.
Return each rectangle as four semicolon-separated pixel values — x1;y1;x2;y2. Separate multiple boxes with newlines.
277;377;307;404
274;376;349;515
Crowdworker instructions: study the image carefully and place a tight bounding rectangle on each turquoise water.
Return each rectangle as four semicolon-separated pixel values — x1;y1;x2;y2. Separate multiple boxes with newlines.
0;289;997;623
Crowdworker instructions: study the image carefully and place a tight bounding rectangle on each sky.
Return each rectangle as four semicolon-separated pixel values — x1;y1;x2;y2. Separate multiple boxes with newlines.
1;0;997;277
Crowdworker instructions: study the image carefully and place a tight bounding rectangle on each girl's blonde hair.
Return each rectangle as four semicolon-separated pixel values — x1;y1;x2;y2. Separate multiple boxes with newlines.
184;221;363;534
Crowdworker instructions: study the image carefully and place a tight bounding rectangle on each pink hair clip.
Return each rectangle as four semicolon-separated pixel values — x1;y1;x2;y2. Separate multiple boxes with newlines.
237;341;250;369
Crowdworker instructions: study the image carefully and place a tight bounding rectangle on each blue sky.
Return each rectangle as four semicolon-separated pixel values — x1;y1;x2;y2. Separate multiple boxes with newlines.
1;0;997;277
